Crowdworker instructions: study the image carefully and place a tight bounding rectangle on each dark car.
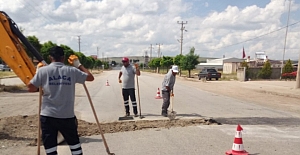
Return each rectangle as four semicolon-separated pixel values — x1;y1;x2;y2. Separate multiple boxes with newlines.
0;64;11;71
198;68;221;80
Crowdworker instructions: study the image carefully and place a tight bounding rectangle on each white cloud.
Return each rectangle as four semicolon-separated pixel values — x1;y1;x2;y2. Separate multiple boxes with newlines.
0;0;299;60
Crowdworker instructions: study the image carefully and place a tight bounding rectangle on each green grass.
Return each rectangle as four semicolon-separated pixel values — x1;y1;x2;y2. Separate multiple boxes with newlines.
220;73;238;81
0;71;16;78
142;68;199;77
180;70;199;77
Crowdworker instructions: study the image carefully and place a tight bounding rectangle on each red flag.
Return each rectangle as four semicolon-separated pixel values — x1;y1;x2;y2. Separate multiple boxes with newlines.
242;47;246;58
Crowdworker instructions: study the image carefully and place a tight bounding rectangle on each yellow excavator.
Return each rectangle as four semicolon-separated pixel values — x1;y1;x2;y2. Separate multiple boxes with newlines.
0;11;47;85
0;10;63;153
0;11;115;155
0;10;45;155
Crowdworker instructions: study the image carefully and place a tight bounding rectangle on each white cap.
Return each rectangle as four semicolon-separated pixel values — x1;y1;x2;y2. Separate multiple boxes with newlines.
171;65;179;73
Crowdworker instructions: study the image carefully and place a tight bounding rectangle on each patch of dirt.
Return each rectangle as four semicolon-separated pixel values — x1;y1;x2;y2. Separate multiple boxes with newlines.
0;84;27;92
0;114;219;147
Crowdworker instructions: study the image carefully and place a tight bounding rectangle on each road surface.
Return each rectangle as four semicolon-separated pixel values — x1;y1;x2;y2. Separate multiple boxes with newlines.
1;70;300;155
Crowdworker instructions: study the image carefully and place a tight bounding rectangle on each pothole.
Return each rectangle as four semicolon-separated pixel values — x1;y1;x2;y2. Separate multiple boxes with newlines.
0;114;220;146
77;118;220;136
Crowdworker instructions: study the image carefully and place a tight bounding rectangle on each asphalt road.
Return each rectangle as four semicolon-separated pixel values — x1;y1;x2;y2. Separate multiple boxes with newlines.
67;70;300;155
2;70;300;155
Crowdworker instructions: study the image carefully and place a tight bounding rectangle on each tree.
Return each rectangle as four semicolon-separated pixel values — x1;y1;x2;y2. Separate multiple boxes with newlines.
173;54;183;66
103;61;109;69
241;61;249;78
139;63;144;68
60;44;75;65
94;59;102;70
283;59;293;74
258;60;272;79
26;36;42;61
40;41;57;64
85;56;95;69
174;54;184;76
160;56;173;73
148;58;161;73
74;52;87;67
180;47;199;78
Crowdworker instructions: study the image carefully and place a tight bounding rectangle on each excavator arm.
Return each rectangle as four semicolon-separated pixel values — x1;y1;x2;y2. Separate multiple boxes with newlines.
0;11;46;85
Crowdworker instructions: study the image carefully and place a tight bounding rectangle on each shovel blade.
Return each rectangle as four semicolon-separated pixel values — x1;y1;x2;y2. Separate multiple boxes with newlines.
168;111;177;120
118;116;134;121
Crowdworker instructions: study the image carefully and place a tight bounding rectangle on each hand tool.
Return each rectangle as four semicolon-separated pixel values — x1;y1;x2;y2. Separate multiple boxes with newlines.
83;83;115;155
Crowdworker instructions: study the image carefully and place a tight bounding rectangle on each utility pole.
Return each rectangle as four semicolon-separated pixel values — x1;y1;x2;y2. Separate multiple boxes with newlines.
280;0;291;79
144;51;147;70
177;21;188;55
102;52;104;62
156;43;163;58
77;36;81;52
296;52;300;89
149;44;154;61
97;47;99;59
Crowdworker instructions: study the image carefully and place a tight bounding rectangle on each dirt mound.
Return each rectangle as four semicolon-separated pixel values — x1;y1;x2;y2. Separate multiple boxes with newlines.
0;114;219;147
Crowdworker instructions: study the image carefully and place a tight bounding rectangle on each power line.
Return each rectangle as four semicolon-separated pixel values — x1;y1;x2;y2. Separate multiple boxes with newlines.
21;0;58;24
210;20;300;51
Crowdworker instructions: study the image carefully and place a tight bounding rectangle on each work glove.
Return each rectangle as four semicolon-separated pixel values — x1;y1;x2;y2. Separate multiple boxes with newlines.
119;79;122;83
171;93;174;97
35;62;44;74
68;55;82;68
134;63;139;69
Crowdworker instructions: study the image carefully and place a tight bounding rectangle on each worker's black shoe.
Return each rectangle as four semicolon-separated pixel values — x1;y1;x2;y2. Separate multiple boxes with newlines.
161;111;167;117
134;113;138;117
125;113;130;117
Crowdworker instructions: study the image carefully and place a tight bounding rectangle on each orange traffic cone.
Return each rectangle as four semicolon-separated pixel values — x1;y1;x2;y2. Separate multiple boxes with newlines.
106;80;110;86
155;88;162;99
226;124;248;155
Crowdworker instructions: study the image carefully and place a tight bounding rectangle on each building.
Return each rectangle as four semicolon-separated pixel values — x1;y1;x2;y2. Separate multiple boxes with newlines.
222;58;245;74
246;56;282;68
197;57;245;73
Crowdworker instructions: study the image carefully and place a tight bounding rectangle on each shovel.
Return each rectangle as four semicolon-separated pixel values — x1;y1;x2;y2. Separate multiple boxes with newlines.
136;74;144;119
168;90;177;120
83;84;115;155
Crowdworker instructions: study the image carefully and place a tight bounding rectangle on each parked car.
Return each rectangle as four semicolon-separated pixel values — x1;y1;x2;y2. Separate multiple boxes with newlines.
0;64;11;71
198;68;221;80
282;71;297;79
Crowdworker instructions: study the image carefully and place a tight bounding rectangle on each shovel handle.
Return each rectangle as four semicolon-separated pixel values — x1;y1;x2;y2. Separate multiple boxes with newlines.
136;76;142;117
37;87;42;155
83;83;113;155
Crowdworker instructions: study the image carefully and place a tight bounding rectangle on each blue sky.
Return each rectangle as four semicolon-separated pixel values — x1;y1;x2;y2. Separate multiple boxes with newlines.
1;0;299;60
